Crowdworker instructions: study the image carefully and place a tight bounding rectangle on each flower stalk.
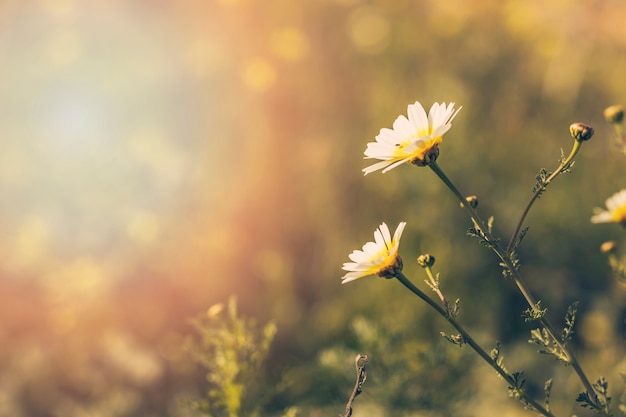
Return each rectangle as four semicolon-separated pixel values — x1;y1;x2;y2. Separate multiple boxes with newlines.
506;138;583;254
355;100;607;413
418;255;446;305
428;158;600;406
394;271;555;417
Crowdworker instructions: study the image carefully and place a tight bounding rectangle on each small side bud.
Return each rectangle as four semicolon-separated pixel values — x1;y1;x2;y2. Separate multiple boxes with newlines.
604;105;624;124
417;253;435;268
569;123;594;142
600;241;617;254
460;195;478;209
207;303;224;318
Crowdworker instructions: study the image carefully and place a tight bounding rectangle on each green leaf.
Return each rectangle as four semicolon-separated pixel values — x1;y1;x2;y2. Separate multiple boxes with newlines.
532;168;551;197
544;378;553;412
522;301;547;322
561;301;579;346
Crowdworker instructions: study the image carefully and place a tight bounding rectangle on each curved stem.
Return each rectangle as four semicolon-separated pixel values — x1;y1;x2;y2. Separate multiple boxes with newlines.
429;160;487;227
343;354;368;417
423;264;445;304
395;272;555;417
430;161;540;304
427;158;598;404
506;140;581;253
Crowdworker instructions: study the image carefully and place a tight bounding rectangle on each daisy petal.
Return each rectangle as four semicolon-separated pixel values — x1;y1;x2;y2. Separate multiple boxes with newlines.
362;100;461;175
341;222;407;283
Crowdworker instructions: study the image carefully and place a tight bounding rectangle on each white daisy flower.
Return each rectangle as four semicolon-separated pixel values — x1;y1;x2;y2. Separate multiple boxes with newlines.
363;101;461;175
591;189;626;225
341;222;406;284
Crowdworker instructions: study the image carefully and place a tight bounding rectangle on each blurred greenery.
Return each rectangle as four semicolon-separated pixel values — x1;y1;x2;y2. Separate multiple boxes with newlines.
0;0;626;416
186;297;277;417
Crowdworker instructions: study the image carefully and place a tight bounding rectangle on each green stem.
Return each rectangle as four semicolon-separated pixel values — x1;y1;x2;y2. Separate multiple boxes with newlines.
506;140;582;254
395;272;555;417
427;158;598;404
423;264;445;304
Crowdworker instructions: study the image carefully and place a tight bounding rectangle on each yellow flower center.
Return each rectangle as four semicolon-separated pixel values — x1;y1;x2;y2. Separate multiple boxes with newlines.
393;136;442;162
611;205;626;223
365;251;391;273
363;243;399;276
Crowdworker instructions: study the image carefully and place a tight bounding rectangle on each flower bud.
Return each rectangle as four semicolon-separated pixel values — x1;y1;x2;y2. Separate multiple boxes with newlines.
460;195;479;209
207;303;224;318
417;253;435;268
569;123;594;142
600;241;617;254
603;105;624;124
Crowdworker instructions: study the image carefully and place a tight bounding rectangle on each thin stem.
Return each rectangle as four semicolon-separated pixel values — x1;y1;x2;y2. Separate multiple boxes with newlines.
395;272;555;417
423;264;446;304
429;160;486;227
430;161;541;303
343;354;368;417
427;158;599;404
506;140;581;253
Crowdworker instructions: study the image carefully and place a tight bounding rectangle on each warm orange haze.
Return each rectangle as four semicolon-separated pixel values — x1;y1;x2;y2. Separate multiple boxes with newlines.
0;0;625;416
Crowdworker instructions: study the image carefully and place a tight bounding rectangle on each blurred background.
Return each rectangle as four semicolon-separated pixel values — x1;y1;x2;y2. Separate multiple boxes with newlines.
0;0;625;416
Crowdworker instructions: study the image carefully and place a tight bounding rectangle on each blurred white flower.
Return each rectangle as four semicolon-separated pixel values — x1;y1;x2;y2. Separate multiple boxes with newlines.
341;222;406;284
591;189;626;225
363;101;461;175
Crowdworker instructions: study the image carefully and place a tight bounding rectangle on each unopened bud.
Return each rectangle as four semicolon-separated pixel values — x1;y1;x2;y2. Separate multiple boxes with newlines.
600;241;617;254
569;123;594;142
460;195;479;209
207;303;224;318
604;105;624;124
417;253;435;268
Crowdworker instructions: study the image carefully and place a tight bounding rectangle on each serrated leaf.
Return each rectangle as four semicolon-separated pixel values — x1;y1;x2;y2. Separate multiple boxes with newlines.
544;378;553;411
513;227;529;250
561;301;579;345
490;342;501;361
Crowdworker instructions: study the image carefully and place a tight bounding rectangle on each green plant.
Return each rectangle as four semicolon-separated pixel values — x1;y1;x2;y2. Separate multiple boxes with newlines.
342;100;625;416
186;297;277;417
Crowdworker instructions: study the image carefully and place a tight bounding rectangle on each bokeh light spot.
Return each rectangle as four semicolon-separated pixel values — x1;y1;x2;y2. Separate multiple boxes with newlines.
270;27;310;62
241;58;276;91
346;6;390;55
